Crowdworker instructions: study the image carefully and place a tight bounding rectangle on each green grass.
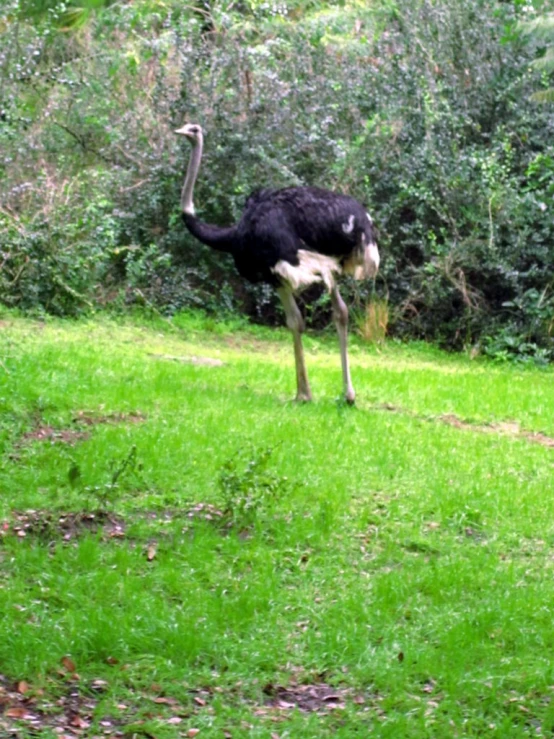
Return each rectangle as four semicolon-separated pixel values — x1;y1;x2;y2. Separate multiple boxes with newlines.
1;311;553;737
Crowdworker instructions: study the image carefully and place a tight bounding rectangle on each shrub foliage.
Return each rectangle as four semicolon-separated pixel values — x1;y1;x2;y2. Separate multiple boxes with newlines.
1;0;553;358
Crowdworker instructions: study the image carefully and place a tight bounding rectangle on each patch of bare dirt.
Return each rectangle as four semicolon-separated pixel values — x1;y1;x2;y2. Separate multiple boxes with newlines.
186;502;225;522
260;681;373;715
1;505;229;544
374;404;554;449
149;352;225;366
15;411;146;450
0;674;211;737
20;426;90;445
222;334;284;354
72;410;146;426
0;671;380;736
133;504;225;526
0;674;108;738
522;431;554;448
438;414;554;448
1;510;125;542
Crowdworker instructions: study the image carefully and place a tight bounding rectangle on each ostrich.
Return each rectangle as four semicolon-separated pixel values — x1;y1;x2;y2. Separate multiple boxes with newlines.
175;123;380;404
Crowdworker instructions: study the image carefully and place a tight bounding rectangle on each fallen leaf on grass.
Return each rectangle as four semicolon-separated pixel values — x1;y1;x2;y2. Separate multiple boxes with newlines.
187;730;201;737
5;707;29;719
277;700;296;710
146;544;157;561
61;656;76;673
17;681;30;694
167;716;182;724
70;715;90;729
153;696;179;705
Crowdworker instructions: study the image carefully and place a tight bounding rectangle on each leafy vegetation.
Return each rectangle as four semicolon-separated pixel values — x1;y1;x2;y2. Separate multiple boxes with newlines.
519;10;554;102
0;312;553;736
1;0;553;361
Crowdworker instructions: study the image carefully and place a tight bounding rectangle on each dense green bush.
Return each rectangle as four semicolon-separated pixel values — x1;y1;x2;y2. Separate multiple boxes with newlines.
1;0;552;359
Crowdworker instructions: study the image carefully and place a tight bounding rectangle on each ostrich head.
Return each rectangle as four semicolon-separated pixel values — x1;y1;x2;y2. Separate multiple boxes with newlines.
175;123;203;215
175;123;203;144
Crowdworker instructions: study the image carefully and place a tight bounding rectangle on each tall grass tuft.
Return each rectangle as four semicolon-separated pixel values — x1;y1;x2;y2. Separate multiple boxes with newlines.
355;298;389;343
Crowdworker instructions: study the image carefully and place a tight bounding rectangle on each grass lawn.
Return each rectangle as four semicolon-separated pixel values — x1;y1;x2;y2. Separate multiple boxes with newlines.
1;310;553;738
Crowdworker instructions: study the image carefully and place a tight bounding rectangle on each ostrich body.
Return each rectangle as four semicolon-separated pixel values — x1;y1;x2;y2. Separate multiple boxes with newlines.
176;123;380;403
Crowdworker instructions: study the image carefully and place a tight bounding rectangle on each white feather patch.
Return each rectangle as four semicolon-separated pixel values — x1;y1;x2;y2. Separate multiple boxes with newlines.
272;250;341;292
342;238;380;280
368;242;380;273
342;214;356;234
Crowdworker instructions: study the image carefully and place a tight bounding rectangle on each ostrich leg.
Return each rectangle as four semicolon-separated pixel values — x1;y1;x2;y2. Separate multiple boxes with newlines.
277;286;312;402
331;285;355;404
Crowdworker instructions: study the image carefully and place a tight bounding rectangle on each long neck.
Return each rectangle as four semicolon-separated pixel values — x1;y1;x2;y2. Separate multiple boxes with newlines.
181;134;203;215
180;133;238;254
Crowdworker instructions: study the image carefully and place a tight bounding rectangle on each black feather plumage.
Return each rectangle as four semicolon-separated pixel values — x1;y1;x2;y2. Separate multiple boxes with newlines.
184;186;377;286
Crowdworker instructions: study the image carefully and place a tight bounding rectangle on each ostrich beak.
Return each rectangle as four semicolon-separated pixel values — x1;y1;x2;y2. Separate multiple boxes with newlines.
175;125;190;136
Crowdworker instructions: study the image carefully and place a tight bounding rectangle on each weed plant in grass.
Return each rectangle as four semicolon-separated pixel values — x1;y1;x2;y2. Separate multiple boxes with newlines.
0;311;553;737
